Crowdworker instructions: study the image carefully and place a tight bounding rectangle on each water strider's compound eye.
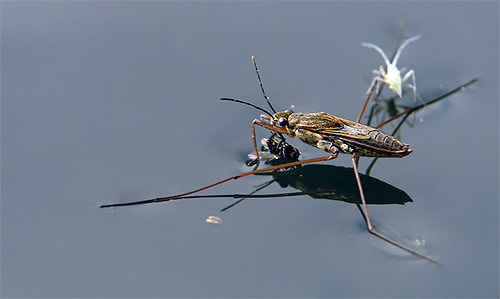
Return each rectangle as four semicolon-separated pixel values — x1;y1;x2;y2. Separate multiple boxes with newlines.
278;117;288;127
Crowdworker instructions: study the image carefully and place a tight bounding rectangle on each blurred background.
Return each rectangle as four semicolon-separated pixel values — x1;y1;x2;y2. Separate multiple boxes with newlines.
2;2;498;297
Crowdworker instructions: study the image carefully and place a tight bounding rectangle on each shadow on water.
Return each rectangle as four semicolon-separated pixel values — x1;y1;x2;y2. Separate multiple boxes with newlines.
252;164;411;205
154;163;412;213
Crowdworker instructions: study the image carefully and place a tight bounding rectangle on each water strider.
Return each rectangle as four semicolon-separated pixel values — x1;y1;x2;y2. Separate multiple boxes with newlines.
101;54;477;264
219;56;427;261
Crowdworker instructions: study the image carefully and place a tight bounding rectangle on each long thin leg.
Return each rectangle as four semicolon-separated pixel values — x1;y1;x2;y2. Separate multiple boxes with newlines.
375;78;479;129
219;180;275;212
351;154;437;263
401;69;424;104
100;154;338;208
248;120;260;163
351;154;373;229
358;77;379;123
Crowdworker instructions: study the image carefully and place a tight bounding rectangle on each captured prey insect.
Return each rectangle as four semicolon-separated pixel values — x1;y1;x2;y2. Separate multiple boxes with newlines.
261;133;301;162
247;133;301;166
101;55;448;263
363;35;421;104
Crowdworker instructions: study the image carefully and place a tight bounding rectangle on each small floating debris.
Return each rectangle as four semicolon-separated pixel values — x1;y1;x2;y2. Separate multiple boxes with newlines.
205;216;223;226
406;237;426;247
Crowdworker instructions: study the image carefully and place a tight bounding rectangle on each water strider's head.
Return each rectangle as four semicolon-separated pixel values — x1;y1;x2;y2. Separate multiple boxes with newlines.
269;110;294;127
223;56;297;130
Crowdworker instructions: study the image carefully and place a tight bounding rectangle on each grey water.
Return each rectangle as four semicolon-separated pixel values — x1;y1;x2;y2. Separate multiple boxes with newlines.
2;2;498;297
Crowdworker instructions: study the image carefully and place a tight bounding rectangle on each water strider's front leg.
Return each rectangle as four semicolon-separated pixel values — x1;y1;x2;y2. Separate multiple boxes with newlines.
248;119;289;166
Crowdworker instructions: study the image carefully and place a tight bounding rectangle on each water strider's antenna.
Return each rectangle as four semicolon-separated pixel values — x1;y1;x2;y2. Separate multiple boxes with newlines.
252;56;278;114
220;97;273;117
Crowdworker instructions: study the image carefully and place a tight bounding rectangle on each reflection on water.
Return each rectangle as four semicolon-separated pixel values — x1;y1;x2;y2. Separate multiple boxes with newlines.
242;163;412;205
169;163;412;214
367;93;416;140
366;220;431;261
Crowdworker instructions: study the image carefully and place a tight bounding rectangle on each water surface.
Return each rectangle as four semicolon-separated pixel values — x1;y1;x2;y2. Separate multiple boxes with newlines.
2;2;498;297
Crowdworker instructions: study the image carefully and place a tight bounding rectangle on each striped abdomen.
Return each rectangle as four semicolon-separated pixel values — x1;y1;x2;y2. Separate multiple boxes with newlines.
337;126;412;157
